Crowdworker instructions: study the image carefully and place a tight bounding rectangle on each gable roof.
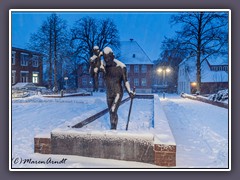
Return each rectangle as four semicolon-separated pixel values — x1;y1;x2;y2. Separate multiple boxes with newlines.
206;55;228;66
12;46;43;56
180;57;228;83
119;40;153;65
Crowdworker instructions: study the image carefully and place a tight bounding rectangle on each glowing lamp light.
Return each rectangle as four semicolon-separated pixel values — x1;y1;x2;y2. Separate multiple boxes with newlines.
191;82;197;87
157;68;163;73
166;68;171;73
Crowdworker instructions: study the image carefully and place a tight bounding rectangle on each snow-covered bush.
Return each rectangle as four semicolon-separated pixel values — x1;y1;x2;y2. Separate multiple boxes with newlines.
208;89;228;103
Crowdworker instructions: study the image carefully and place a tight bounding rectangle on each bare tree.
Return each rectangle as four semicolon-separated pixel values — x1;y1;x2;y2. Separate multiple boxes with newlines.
70;16;120;67
170;11;228;93
28;13;69;92
157;37;188;90
29;19;53;89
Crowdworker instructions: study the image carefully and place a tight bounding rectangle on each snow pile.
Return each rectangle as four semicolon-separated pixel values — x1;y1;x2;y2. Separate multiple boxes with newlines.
208;89;228;104
52;129;154;145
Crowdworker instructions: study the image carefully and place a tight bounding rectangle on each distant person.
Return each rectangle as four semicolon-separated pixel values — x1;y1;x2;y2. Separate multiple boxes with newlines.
89;46;105;92
103;47;135;130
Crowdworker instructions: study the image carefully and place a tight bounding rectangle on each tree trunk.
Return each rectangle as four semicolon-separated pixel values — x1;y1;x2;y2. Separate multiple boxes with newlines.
48;26;52;90
196;12;203;94
53;19;58;93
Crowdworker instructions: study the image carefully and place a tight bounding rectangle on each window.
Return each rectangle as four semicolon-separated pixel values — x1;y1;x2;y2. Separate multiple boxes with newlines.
32;55;39;67
20;53;29;66
12;51;16;65
223;66;228;71
134;78;139;87
82;64;88;72
32;72;39;83
134;65;139;73
82;78;87;86
126;65;130;72
128;77;131;83
141;65;147;73
12;71;16;84
141;78;147;86
20;71;29;83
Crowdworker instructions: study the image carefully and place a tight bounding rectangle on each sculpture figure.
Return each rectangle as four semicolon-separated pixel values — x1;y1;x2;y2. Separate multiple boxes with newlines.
89;46;104;92
103;47;135;130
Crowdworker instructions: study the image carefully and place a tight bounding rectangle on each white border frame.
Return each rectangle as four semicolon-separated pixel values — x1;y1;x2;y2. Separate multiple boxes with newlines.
9;9;231;172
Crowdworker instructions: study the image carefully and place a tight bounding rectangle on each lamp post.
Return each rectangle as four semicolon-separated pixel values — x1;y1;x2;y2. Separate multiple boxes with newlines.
64;77;68;89
157;66;171;99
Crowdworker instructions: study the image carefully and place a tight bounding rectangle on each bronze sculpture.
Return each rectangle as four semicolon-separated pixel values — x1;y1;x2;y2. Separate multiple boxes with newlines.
103;47;135;130
89;46;104;92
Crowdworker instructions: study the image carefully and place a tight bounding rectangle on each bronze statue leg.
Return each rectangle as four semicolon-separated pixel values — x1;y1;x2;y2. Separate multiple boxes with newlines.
93;72;99;92
107;93;123;130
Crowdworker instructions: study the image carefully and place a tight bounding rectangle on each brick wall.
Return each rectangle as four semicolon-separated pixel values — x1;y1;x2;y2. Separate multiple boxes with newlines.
12;47;43;86
34;134;177;167
154;144;176;166
34;137;51;154
77;64;153;93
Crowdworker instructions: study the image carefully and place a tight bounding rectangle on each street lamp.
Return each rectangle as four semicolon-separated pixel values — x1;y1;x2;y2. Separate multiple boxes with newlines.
157;66;171;99
157;67;171;86
64;77;68;89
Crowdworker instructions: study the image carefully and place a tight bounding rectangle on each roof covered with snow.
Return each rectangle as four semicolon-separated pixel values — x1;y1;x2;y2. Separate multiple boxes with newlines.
119;40;153;65
12;46;43;56
180;57;228;83
207;55;228;66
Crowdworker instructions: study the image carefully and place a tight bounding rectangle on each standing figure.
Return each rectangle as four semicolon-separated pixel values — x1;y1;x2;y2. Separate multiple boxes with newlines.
89;46;104;92
103;47;135;130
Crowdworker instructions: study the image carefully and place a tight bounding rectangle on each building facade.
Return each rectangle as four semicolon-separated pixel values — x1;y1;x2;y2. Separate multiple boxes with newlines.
177;55;228;94
78;39;154;93
11;47;43;86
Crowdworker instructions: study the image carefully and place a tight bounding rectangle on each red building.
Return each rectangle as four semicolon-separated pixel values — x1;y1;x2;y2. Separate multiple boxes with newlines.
78;39;154;93
11;47;43;86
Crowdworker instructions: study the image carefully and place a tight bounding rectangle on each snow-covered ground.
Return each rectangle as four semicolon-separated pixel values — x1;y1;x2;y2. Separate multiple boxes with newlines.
160;94;229;168
10;92;229;170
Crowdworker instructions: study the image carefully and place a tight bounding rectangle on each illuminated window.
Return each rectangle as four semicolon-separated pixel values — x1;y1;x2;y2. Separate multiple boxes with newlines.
32;72;39;83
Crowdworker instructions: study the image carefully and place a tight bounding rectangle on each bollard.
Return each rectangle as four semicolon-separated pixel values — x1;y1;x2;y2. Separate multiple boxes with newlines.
60;90;64;97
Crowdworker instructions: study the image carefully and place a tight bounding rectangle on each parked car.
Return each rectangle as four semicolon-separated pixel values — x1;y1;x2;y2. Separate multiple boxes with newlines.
12;83;48;98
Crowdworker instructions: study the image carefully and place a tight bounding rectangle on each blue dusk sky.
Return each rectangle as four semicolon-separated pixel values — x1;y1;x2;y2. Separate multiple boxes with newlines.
11;10;181;61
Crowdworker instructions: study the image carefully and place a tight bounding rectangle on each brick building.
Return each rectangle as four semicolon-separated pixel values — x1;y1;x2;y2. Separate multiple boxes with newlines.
78;39;154;93
11;47;43;86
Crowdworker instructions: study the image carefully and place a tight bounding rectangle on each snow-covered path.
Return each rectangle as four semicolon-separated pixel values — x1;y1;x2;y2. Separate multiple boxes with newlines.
160;94;229;168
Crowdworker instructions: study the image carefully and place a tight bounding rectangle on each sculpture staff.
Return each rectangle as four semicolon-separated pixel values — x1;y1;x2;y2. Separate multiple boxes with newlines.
103;47;135;130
